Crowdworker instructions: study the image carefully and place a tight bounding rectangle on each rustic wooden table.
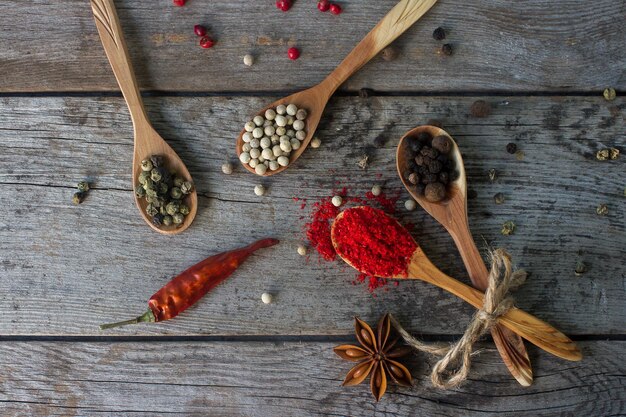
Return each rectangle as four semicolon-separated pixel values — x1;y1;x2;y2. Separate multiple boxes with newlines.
1;1;624;416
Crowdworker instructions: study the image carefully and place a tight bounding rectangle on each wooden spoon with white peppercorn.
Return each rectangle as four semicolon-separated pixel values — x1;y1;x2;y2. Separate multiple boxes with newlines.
236;0;439;176
91;0;197;234
396;125;534;386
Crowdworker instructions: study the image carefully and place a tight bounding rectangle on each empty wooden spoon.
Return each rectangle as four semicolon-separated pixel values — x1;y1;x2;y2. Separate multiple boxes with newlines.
236;0;439;176
91;0;197;234
331;207;582;362
397;126;533;386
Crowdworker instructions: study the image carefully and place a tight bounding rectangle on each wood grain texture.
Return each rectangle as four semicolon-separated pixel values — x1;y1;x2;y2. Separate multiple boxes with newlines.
0;0;624;92
0;95;624;336
0;340;623;416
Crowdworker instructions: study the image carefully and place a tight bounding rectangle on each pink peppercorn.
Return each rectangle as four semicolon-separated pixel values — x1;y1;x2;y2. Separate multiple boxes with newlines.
288;47;300;60
194;25;207;37
317;0;330;12
276;0;292;11
329;3;342;14
172;0;185;6
200;36;215;49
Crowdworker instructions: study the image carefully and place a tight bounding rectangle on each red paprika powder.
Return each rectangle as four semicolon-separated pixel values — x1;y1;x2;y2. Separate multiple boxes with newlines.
332;206;417;278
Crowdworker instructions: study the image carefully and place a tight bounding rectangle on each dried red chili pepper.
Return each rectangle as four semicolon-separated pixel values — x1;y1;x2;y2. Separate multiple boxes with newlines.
100;238;279;329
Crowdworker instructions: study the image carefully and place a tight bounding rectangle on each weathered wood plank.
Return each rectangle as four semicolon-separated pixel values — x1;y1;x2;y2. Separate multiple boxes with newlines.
0;96;624;336
0;0;624;92
0;340;623;416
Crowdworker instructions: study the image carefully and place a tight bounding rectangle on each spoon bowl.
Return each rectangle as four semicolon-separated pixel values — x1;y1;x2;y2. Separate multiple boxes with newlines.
91;0;197;234
236;0;440;176
331;207;582;362
397;126;533;385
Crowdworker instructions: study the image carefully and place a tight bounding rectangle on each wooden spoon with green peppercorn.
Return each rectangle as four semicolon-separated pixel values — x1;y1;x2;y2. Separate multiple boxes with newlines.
91;0;197;234
396;126;534;386
236;0;439;176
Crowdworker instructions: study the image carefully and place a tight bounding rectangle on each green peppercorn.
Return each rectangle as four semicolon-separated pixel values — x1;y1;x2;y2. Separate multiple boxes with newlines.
179;204;190;216
141;159;154;172
574;261;587;276
172;212;184;225
138;171;150;185
146;203;158;217
162;215;173;226
159;205;167;216
596;204;608;215
501;220;516;235
157;182;169;196
151;168;163;183
170;187;183;199
150;155;163;168
180;181;193;195
166;201;180;216
72;191;86;205
173;176;184;188
135;185;146;197
145;187;158;198
77;181;90;193
142;178;155;191
494;192;505;205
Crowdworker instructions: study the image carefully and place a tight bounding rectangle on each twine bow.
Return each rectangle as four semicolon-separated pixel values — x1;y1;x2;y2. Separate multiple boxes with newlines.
390;248;527;389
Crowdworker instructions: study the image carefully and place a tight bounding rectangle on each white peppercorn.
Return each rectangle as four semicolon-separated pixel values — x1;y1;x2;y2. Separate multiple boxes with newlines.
276;126;286;136
255;164;267;175
287;129;296;138
264;125;275;137
311;137;321;148
243;132;253;143
295;130;306;140
222;163;233;175
254;184;266;196
296;109;307;120
244;121;255;132
242;142;252;152
250;138;260;148
252;127;264;139
271;135;280;145
332;195;343;207
297;245;307;256
405;199;417;211
243;54;254;66
265;109;276;120
253;115;264;126
260;137;271;149
290;138;300;150
260;148;273;160
275;115;287;127
272;145;282;157
286;104;298;116
286;115;295;126
371;185;382;196
250;148;261;159
276;104;287;115
249;158;259;168
239;152;251;163
293;120;305;131
277;156;289;167
280;141;292;153
269;161;279;171
261;292;273;304
263;119;272;127
258;154;265;163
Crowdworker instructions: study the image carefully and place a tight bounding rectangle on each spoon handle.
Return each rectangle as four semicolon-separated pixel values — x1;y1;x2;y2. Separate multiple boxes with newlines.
321;0;438;93
408;252;582;361
91;0;147;125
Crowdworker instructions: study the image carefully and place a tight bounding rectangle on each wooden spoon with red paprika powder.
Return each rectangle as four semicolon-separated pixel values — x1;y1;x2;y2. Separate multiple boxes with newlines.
331;206;582;362
397;125;533;386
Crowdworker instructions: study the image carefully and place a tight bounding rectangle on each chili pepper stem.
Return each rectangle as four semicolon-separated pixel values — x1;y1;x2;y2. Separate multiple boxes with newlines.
99;310;156;330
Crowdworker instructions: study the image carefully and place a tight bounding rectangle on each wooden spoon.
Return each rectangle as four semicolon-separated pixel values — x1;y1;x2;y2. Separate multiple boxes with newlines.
397;126;533;386
91;0;197;234
331;207;582;362
236;0;439;176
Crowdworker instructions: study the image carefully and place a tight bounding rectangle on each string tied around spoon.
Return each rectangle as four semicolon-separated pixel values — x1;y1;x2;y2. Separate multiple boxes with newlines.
390;248;527;389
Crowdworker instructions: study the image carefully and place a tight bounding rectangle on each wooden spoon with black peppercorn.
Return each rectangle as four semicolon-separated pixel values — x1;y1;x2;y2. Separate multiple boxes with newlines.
91;0;197;234
396;125;534;386
236;0;439;176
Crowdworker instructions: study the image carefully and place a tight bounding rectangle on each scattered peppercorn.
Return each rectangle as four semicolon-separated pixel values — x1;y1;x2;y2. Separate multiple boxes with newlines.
404;199;417;211
488;169;497;182
72;192;86;205
77;181;90;193
603;88;616;101
515;150;525;161
467;189;478;199
222;163;233;175
297;245;308;256
371;185;382;197
288;47;300;60
506;143;517;154
318;0;331;12
357;155;369;169
609;148;620;160
596;204;608;216
194;25;207;37
200;36;215;49
332;195;343;207
574;261;587;276
470;100;491;118
329;3;342;15
381;46;399;61
596;149;610;161
501;220;516;236
432;27;446;41
311;137;322;148
261;292;274;304
243;54;254;66
494;192;505;205
441;43;453;56
254;184;266;196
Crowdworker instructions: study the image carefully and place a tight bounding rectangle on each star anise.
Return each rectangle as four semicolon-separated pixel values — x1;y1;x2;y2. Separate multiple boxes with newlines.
334;313;413;401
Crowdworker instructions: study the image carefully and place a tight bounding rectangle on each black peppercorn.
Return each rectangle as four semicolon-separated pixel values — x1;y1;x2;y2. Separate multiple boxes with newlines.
150;155;164;168
408;172;420;185
409;137;422;153
414;154;424;166
437;154;449;163
414;184;425;196
467;189;477;199
420;147;439;159
152;213;164;226
449;170;460;181
432;27;446;41
506;143;517;154
418;166;430;176
438;172;449;184
422;173;439;184
429;160;443;173
432;135;452;153
425;182;446;202
416;131;432;143
441;44;453;56
470;100;491;118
